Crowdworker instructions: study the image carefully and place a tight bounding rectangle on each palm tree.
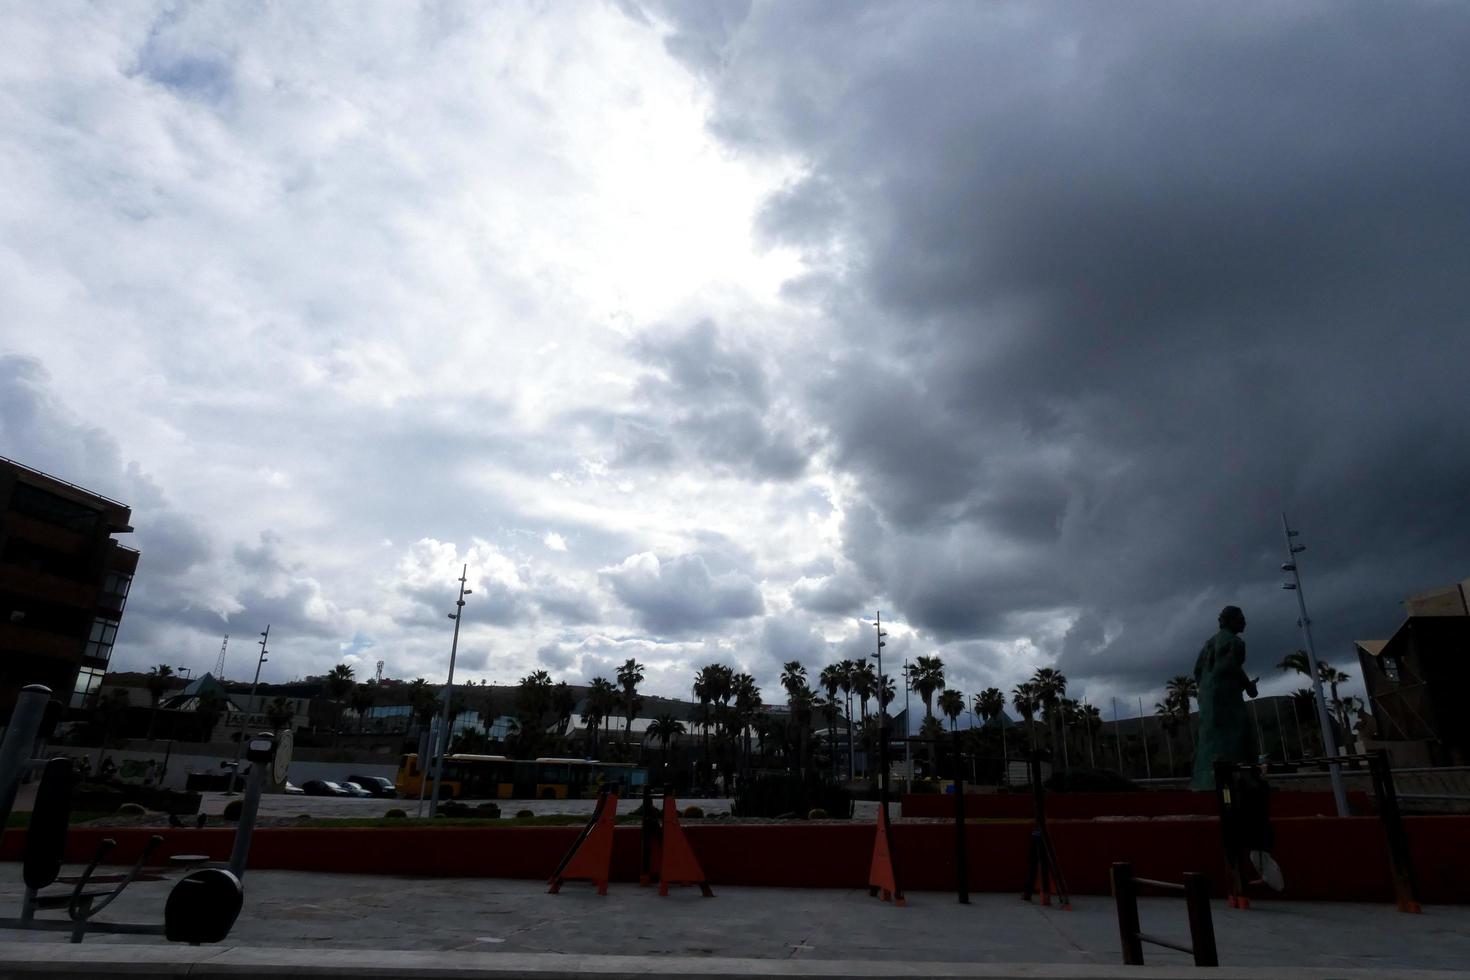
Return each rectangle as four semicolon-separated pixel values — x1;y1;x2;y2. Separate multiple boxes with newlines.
1011;682;1039;751
780;660;808;700
909;656;945;721
349;684;376;734
266;695;296;734
582;677;617;758
936;688;964;730
1165;675;1199;747
837;660;856;779
616;658;645;742
551;682;576;736
732;672;761;771
145;664;176;739
407;678;439;735
975;686;1008;761
1030;667;1067;753
647;714;686;780
1279;651;1354;749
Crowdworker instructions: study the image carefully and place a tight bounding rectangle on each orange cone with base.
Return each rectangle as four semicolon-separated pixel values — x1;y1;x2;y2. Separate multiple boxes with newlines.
868;805;905;906
548;786;620;895
653;794;713;897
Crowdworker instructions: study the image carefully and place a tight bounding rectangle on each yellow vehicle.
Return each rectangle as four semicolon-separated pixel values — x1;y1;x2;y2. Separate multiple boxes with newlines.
395;754;646;800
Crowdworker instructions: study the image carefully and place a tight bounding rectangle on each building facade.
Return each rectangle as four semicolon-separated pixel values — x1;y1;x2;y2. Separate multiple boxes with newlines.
0;456;138;717
1356;578;1470;767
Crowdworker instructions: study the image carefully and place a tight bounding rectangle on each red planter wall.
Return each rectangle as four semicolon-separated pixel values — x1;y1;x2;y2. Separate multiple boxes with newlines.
900;790;1370;819
4;816;1466;904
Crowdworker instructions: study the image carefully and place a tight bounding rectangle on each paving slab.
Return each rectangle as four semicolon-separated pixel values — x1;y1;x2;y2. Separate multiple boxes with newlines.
1;869;1467;974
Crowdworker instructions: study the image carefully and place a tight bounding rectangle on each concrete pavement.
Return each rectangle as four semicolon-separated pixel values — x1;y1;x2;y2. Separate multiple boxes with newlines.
1;871;1467;973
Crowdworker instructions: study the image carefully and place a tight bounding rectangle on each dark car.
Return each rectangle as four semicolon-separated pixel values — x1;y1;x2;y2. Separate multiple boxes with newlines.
302;779;349;797
347;774;397;798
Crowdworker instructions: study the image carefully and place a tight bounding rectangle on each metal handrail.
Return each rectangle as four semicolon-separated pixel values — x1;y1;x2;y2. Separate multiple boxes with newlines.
0;454;130;508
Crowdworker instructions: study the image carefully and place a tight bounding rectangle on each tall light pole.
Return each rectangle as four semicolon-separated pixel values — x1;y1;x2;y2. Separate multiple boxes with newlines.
428;565;472;818
870;612;890;819
1280;513;1348;816
902;658;913;793
228;626;269;795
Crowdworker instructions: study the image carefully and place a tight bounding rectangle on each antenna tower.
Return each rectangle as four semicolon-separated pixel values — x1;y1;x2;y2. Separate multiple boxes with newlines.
214;634;230;679
375;659;384;684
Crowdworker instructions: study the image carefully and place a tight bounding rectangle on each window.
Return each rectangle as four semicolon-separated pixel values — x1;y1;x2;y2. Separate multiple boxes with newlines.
1380;655;1399;683
70;666;106;709
85;616;120;661
101;570;132;605
9;483;100;533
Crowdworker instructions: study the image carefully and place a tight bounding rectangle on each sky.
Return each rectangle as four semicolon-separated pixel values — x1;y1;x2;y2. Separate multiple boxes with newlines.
3;1;1468;718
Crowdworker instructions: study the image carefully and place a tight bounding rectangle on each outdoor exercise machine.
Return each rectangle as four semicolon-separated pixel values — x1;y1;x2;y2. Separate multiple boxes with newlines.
1214;751;1420;912
0;684;276;943
1109;861;1218;967
1021;750;1071;909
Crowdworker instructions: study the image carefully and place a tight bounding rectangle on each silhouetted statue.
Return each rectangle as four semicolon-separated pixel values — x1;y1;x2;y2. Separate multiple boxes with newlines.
1190;605;1259;790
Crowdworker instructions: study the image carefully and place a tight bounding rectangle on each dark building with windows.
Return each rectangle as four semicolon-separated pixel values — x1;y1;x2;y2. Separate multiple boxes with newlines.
1;456;138;717
1356;578;1470;767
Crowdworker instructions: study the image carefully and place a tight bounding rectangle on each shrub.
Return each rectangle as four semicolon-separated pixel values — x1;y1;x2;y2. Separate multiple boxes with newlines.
807;808;828;820
221;799;243;821
383;808;408;819
732;774;854;819
515;809;535;819
681;805;704;819
116;802;147;817
474;803;501;818
1044;768;1141;793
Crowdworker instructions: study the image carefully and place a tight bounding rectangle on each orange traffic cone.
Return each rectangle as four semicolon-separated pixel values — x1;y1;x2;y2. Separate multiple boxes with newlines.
868;805;905;906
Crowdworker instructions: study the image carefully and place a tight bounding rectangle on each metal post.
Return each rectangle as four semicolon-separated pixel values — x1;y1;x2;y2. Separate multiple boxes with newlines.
1112;697;1124;773
0;685;50;841
1368;750;1421;913
429;565;471;818
1280;514;1348;816
1138;697;1151;779
953;731;969;904
228;737;269;877
1110;862;1144;965
873;612;889;822
228;626;270;795
893;658;905;799
1271;698;1289;762
1184;872;1219;966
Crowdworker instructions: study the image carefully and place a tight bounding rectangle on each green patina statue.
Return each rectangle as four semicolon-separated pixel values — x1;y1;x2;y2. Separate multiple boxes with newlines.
1190;605;1259;790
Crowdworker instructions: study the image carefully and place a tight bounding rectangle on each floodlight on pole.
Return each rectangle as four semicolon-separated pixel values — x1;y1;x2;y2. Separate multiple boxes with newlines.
427;565;472;818
1280;513;1348;817
227;625;270;795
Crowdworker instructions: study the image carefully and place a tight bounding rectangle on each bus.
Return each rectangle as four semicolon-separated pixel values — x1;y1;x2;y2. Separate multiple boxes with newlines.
395;754;647;800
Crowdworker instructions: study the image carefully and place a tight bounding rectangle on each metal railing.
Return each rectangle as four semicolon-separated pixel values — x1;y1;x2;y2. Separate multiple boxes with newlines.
1110;861;1218;967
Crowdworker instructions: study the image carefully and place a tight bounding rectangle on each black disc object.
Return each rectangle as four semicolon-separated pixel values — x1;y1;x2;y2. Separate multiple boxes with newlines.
164;868;243;944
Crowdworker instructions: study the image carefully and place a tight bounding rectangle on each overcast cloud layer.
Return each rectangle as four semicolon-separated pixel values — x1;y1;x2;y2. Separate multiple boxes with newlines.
3;2;1467;716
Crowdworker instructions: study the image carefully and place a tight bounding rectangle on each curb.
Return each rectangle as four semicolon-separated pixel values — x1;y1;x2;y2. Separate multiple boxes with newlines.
0;946;1466;980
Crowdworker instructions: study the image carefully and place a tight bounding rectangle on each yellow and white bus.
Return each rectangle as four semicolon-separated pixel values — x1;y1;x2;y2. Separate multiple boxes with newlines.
396;754;647;800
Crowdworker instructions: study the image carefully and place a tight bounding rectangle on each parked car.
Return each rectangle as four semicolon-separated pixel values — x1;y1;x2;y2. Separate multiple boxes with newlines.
339;781;373;798
302;779;349;797
283;780;304;795
346;775;397;798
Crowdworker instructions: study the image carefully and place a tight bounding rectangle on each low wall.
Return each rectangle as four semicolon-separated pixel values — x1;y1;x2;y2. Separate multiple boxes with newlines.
4;815;1467;904
900;790;1369;819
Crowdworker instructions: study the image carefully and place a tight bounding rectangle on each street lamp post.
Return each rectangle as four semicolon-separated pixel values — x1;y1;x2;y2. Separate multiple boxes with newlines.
902;659;913;793
870;612;889;822
176;667;193;682
427;565;472;819
227;626;269;795
1280;513;1349;817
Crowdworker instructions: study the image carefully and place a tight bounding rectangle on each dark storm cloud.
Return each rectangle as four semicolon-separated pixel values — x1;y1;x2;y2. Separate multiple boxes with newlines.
601;552;764;634
583;321;812;480
652;1;1470;693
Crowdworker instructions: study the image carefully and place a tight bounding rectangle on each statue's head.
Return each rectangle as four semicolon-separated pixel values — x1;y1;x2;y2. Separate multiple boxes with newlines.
1218;605;1246;633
